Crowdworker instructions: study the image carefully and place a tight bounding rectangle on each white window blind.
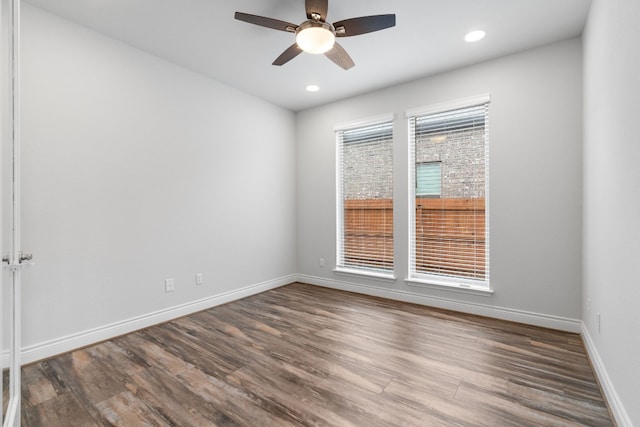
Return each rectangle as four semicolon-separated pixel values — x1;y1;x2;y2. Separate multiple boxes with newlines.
336;119;394;273
408;100;489;288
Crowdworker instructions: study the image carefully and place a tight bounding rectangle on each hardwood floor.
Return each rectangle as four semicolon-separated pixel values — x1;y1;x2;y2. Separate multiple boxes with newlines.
15;283;612;426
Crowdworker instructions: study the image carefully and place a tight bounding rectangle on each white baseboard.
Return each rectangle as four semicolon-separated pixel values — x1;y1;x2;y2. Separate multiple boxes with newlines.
296;274;582;333
3;274;296;368
581;322;633;427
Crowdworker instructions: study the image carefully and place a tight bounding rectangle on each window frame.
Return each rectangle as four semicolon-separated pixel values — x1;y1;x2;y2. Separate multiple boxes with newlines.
406;95;491;292
335;114;395;279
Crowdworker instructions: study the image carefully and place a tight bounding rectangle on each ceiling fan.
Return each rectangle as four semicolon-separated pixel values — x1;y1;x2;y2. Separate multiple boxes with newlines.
235;0;396;70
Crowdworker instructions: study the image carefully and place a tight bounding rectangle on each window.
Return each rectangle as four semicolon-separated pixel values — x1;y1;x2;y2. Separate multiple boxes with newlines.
408;97;490;289
416;161;441;197
336;117;394;275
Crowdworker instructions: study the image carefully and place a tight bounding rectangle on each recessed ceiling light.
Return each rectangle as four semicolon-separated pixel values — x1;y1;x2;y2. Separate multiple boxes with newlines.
306;84;320;92
465;30;486;43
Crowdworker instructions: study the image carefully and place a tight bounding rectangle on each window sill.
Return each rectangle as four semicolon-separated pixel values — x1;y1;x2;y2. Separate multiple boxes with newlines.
334;267;396;283
405;277;493;297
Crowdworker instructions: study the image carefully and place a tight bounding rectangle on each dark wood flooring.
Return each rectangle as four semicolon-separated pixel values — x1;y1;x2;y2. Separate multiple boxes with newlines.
11;283;613;426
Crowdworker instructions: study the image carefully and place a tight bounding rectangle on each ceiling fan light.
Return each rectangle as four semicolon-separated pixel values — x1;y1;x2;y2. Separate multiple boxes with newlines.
296;23;336;54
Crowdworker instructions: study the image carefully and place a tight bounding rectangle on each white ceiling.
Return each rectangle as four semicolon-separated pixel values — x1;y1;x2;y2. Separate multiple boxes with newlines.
24;0;592;111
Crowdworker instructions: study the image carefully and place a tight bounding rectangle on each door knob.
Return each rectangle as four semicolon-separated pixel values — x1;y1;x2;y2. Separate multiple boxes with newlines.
19;252;32;263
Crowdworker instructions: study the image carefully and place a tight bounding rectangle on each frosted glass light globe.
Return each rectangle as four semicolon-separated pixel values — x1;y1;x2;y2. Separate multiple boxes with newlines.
296;23;336;54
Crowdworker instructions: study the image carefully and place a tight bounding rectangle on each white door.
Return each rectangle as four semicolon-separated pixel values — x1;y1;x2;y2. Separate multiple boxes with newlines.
2;0;25;425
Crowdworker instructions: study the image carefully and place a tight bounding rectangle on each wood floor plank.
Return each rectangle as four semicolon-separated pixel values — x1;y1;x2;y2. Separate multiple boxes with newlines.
113;332;194;376
22;392;101;427
2;369;9;416
507;380;614;426
227;363;364;427
125;367;232;426
43;353;127;426
17;283;613;426
381;378;497;426
21;364;58;407
312;374;452;427
84;340;150;377
95;391;171;427
455;381;572;426
176;367;302;427
53;350;128;404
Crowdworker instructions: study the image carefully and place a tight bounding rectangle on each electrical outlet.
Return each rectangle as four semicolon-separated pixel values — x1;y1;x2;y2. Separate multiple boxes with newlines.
196;273;203;285
165;278;175;293
320;258;325;268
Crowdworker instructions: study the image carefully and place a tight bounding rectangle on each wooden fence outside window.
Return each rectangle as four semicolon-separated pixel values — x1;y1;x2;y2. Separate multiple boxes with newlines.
344;198;486;279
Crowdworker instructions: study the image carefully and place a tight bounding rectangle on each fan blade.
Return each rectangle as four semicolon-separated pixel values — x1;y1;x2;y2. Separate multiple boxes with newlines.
235;12;297;32
324;42;354;70
306;0;328;21
333;14;396;37
273;43;303;66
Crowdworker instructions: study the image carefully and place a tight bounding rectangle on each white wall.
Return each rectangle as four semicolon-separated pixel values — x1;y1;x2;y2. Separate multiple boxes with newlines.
16;5;297;356
583;0;640;424
297;38;584;330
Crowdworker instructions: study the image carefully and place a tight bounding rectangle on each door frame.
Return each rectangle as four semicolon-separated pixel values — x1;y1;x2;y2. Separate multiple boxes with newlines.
1;0;22;425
